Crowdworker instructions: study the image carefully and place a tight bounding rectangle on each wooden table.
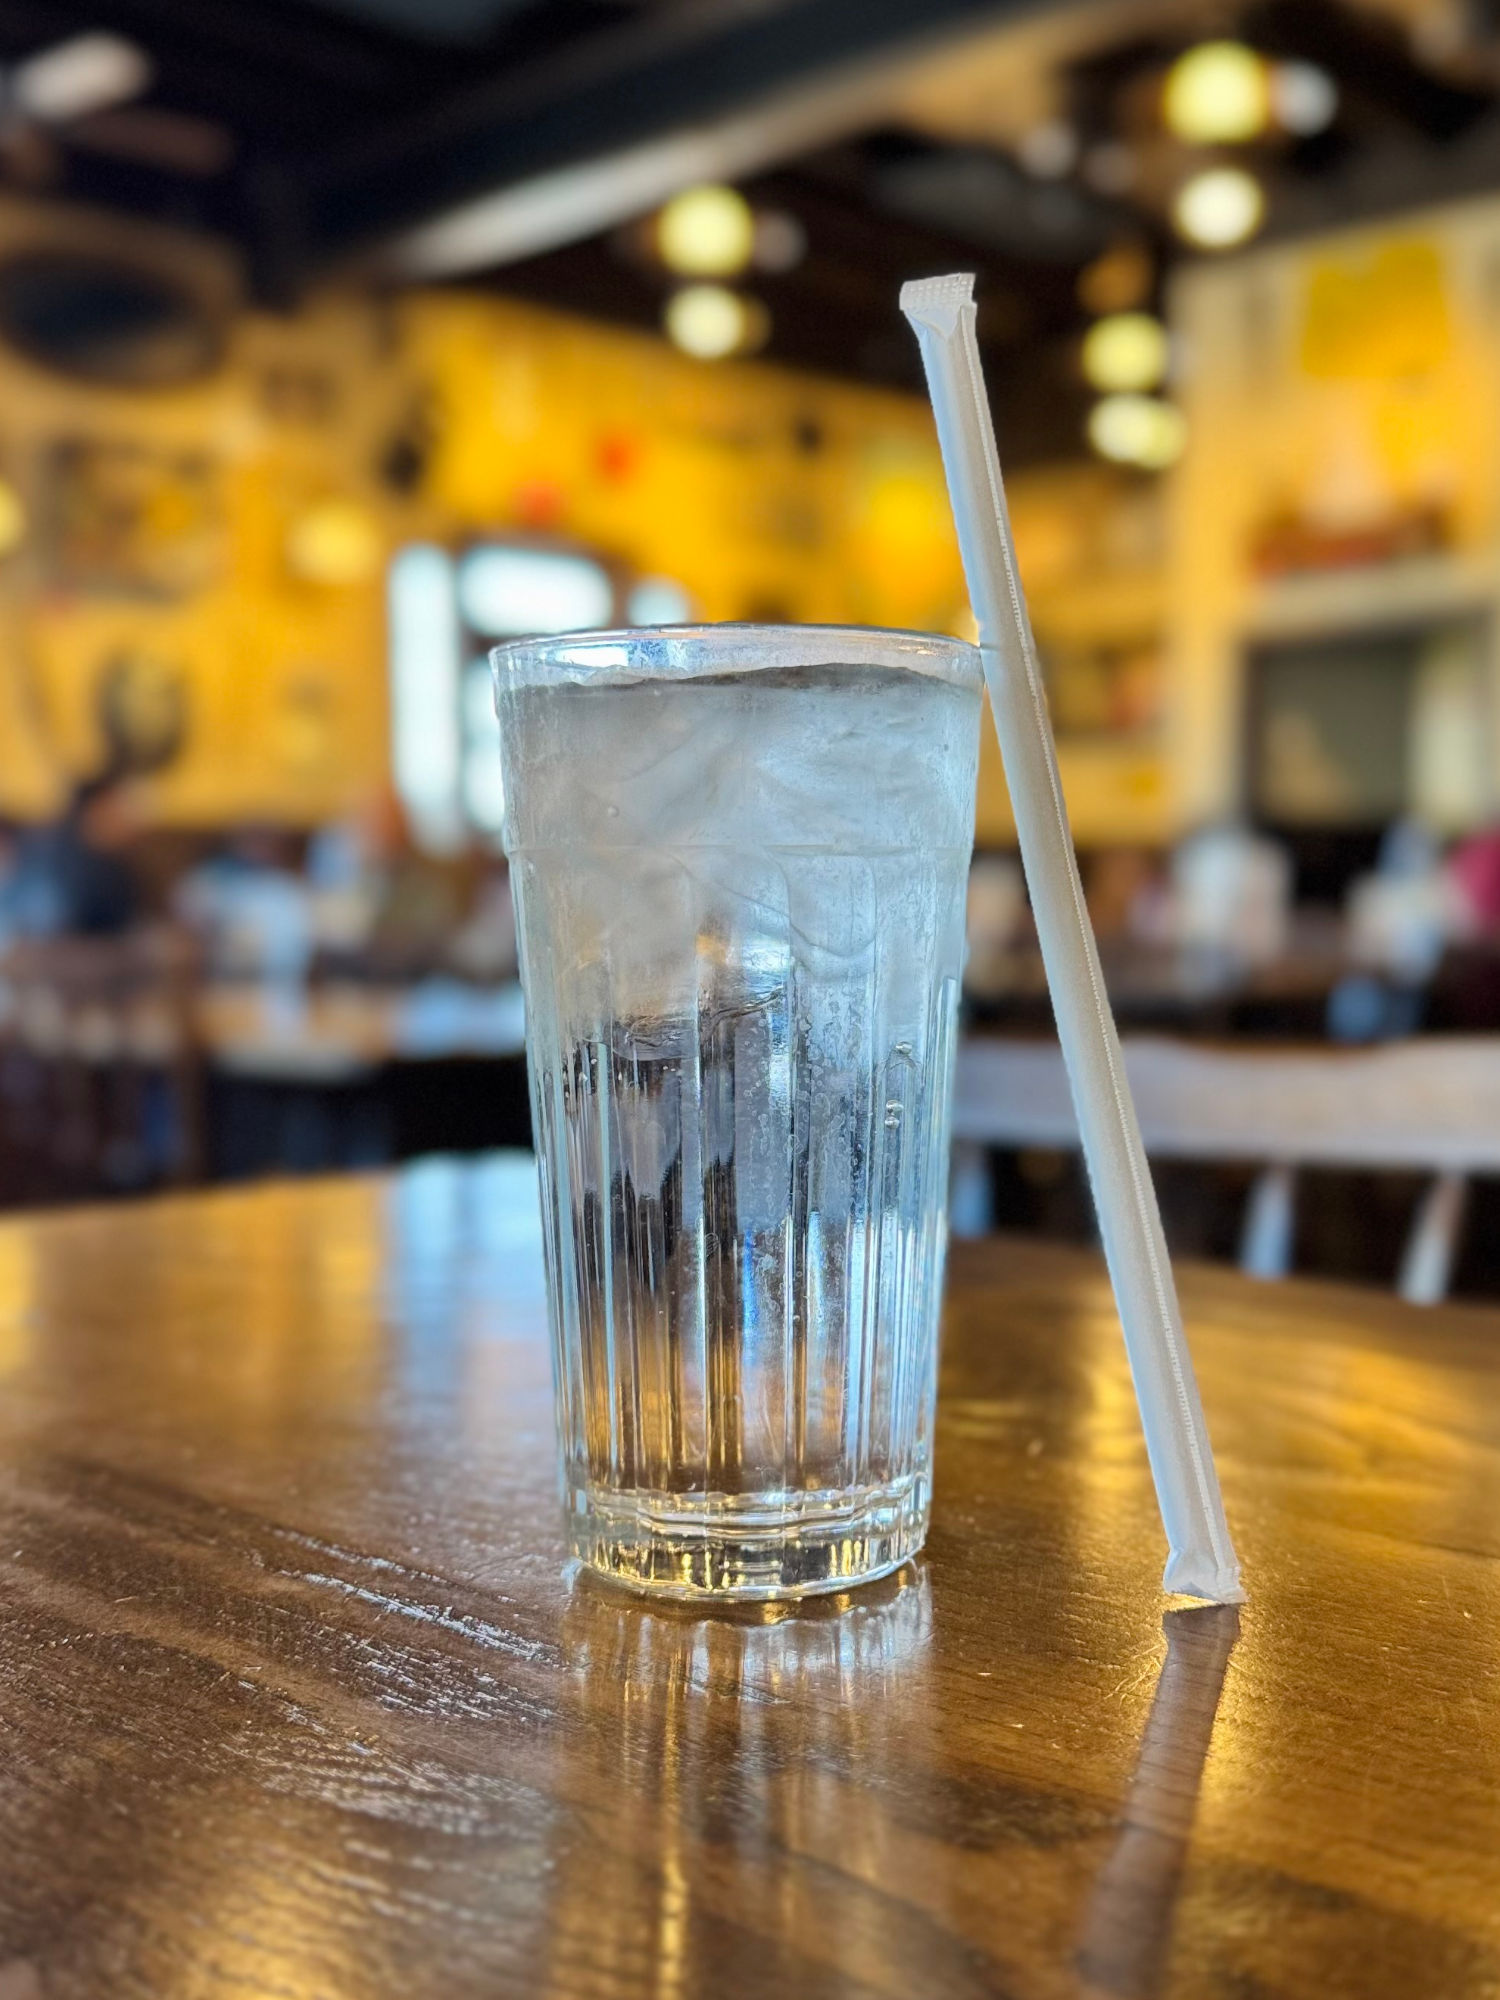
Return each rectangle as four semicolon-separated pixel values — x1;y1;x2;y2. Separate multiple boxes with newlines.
2;1156;1498;1997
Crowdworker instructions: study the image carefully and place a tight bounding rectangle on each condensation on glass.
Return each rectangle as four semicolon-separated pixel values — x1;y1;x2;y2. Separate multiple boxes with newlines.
494;624;982;1597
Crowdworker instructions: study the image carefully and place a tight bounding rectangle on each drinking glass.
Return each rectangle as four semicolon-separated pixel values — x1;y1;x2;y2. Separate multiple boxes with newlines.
493;624;982;1597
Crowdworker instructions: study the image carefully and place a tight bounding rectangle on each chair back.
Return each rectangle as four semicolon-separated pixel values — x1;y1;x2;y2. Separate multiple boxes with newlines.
951;1035;1500;1303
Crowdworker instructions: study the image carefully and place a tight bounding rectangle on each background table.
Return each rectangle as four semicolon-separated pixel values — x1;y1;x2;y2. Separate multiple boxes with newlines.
2;1155;1499;1997
195;983;531;1178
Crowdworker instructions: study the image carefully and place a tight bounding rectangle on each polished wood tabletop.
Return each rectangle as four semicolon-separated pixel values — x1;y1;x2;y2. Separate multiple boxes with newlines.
2;1154;1499;1998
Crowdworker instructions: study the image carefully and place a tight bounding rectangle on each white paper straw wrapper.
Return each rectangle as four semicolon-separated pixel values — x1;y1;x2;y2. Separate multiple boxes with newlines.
902;272;1243;1604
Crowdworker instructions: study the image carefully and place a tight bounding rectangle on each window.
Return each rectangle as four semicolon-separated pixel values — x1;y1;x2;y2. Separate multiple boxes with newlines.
458;545;613;639
388;544;462;852
389;541;618;850
626;576;693;625
462;656;506;836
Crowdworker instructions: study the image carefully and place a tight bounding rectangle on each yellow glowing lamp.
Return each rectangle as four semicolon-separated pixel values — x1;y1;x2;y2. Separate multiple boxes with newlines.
1082;313;1169;393
286;499;381;585
1087;395;1187;470
1172;166;1265;249
1163;41;1270;144
663;284;766;360
657;184;755;277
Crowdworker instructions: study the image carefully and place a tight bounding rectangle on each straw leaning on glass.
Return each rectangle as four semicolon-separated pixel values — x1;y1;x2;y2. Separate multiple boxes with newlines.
902;272;1243;1605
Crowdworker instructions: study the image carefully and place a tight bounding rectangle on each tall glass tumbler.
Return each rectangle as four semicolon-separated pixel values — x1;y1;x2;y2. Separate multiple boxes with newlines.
493;625;982;1598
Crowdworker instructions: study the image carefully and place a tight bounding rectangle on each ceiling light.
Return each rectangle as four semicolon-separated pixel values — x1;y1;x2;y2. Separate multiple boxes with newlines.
1082;313;1169;393
14;32;152;123
1163;41;1269;145
1172;166;1265;248
1088;395;1187;470
657;184;755;277
1019;122;1078;179
1272;61;1338;137
664;284;764;359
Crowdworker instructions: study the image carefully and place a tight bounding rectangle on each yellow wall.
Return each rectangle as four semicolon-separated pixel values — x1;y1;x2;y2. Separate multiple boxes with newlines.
0;195;977;829
398;292;969;633
1001;461;1169;846
0;200;401;824
1169;194;1500;833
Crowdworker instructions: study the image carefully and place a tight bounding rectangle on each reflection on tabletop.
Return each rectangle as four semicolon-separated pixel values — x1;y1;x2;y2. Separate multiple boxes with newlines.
552;1571;1239;2000
1077;1605;1241;1998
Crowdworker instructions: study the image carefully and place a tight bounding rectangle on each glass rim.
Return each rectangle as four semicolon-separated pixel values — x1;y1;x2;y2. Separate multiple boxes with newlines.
490;621;982;692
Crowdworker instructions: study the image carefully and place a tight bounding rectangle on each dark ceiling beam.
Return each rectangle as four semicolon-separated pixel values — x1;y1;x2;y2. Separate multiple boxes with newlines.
298;0;1049;270
1246;0;1494;143
0;0;405;93
1266;104;1500;244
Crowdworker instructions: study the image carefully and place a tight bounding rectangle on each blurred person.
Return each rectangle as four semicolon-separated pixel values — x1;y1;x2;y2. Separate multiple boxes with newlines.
1346;817;1466;982
8;764;146;939
1085;847;1170;945
175;826;312;992
302;789;464;981
0;818;20;947
1170;822;1292;973
305;807;384;962
447;864;518;983
1426;822;1500;1030
1448;822;1500;937
360;791;466;980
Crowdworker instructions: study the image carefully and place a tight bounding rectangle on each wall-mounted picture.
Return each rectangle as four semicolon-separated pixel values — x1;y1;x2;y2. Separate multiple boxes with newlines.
44;437;224;598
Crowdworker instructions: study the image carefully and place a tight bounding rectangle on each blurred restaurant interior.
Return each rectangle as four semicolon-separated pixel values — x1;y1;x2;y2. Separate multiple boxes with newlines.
5;0;1500;1298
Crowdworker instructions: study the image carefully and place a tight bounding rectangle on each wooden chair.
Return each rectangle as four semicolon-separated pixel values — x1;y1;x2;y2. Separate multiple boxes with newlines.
951;1035;1500;1305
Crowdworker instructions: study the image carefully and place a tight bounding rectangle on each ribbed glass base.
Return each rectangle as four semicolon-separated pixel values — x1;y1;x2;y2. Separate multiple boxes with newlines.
565;1473;930;1600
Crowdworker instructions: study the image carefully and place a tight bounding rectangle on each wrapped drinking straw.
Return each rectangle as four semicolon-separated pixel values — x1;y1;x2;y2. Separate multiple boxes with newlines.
902;273;1243;1604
